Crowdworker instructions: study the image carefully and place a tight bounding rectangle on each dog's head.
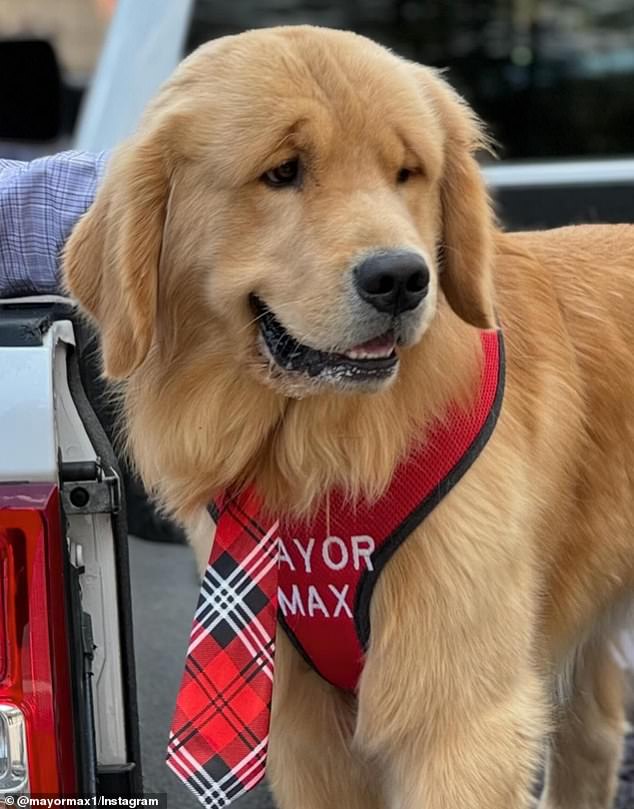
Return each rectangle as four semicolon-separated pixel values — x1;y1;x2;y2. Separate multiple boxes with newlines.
65;26;495;398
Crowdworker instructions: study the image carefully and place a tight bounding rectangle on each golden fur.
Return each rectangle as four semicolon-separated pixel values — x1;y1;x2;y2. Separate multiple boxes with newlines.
64;26;634;809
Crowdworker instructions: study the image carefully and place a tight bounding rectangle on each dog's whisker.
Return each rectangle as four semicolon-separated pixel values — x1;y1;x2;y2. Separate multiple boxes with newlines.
237;310;271;336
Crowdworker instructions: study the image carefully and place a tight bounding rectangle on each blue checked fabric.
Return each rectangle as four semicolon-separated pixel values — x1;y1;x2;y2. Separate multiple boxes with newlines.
0;150;108;297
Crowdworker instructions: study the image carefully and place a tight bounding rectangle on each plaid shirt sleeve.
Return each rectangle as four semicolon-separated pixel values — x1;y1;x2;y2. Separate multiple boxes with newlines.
0;150;109;297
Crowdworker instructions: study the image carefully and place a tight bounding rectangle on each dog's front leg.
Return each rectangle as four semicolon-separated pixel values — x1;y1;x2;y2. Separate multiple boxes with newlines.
354;519;546;809
268;630;382;809
359;671;543;809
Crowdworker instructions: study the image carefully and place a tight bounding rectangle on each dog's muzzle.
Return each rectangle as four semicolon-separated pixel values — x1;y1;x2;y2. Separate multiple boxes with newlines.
251;295;398;385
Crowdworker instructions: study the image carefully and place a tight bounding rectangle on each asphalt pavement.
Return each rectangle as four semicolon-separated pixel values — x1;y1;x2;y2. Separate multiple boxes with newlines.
129;534;634;809
129;535;274;809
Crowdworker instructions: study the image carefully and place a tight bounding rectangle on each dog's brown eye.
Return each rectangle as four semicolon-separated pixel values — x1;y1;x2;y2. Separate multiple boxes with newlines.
262;159;301;188
397;167;413;184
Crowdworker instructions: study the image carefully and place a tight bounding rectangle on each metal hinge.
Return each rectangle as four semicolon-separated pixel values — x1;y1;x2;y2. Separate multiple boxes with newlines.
60;459;121;515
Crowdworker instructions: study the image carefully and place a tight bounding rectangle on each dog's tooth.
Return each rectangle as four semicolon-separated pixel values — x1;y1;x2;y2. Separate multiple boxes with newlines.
345;347;394;360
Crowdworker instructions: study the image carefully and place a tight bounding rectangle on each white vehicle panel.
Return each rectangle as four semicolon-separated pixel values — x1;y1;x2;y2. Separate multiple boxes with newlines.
0;322;68;483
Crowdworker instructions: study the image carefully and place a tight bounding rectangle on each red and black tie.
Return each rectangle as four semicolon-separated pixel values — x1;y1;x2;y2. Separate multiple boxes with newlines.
167;492;278;808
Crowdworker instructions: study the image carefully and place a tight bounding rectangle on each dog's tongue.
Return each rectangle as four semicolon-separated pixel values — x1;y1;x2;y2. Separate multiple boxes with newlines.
344;332;396;360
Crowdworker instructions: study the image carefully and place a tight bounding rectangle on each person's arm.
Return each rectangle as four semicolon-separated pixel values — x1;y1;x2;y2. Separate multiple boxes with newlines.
0;150;108;297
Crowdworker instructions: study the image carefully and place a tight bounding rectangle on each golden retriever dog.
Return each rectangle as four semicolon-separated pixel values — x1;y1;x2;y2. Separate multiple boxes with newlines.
63;25;634;809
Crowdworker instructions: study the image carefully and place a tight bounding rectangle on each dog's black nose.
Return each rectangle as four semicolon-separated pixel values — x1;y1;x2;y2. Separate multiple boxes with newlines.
354;251;429;315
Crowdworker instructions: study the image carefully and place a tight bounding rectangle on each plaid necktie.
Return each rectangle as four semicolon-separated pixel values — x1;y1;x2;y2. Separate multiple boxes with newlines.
167;492;279;808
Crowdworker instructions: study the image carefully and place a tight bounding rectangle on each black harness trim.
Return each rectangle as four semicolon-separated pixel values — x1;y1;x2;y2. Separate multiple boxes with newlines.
354;330;506;649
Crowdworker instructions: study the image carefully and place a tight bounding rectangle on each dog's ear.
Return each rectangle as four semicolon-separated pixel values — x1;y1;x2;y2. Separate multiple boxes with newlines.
413;67;496;329
63;131;170;378
64;37;237;378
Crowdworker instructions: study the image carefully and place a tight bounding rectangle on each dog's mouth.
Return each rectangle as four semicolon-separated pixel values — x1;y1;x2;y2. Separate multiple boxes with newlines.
251;295;399;384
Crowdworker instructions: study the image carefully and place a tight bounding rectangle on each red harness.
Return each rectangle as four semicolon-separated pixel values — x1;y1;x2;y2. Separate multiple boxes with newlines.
211;330;504;691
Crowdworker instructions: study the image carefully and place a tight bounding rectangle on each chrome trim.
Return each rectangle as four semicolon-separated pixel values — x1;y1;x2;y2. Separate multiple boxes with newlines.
0;705;29;795
483;158;634;189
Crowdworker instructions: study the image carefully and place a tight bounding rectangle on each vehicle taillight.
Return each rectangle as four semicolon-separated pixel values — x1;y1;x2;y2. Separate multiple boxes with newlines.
0;483;76;795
